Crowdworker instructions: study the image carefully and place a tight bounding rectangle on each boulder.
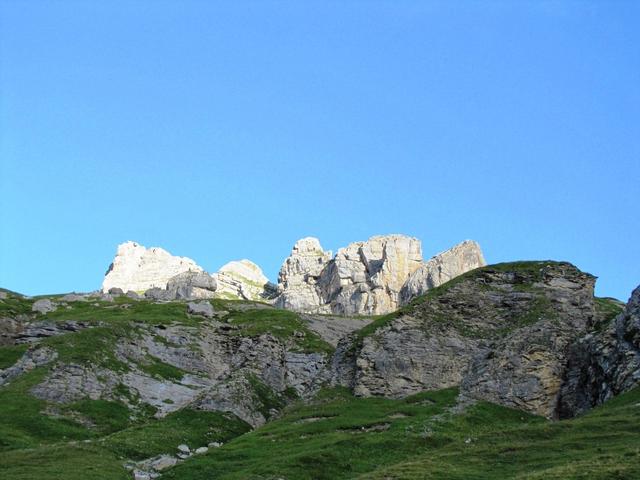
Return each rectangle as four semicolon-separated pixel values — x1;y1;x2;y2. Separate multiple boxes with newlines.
32;299;56;314
102;241;204;293
187;301;215;318
214;259;274;301
60;293;88;302
108;287;124;296
166;271;217;300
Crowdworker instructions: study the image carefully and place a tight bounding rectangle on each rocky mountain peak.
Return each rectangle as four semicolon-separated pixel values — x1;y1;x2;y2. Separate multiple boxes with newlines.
275;234;485;315
102;241;204;293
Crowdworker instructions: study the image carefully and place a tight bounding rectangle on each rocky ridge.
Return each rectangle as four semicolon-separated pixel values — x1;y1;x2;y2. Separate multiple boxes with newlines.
102;241;273;302
275;235;486;315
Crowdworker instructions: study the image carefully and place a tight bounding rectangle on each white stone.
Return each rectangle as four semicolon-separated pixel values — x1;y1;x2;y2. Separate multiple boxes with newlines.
274;235;486;315
213;259;272;301
177;444;190;453
195;446;208;454
102;241;203;293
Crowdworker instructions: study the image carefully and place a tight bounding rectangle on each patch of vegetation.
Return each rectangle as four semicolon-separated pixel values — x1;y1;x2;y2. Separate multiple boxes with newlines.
0;368;95;451
103;409;251;460
246;374;288;420
64;399;132;435
0;291;33;317
163;386;640;480
226;308;334;354
594;297;625;332
0;443;129;480
43;326;130;372
138;355;185;381
0;344;29;369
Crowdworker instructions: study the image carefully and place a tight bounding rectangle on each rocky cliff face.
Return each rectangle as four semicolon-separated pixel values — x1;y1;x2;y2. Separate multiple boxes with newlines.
334;262;598;418
102;241;203;293
559;285;640;417
275;235;485;315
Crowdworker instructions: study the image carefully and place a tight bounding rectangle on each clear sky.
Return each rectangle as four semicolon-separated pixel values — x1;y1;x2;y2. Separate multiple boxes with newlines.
1;1;638;300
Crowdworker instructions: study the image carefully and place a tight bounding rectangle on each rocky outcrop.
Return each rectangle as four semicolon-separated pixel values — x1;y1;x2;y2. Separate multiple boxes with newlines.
28;305;330;427
335;262;597;418
102;241;204;293
275;238;333;312
104;241;274;302
213;260;275;301
400;240;486;305
274;235;485;315
318;235;423;315
559;285;640;417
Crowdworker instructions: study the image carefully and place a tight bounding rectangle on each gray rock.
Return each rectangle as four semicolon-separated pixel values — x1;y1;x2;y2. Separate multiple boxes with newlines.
177;444;190;453
32;299;56;314
195;446;208;454
144;287;171;302
0;347;57;387
148;455;177;471
60;293;88;302
108;287;124;296
0;291;8;300
187;301;215;318
337;262;597;419
167;271;217;300
559;284;640;417
126;291;141;299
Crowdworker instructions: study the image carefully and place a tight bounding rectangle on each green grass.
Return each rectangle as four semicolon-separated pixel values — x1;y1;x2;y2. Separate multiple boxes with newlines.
103;408;251;460
0;368;96;451
162;386;640;480
0;443;130;480
0;291;33;317
43;326;130;372
0;344;29;369
226;308;334;354
594;297;625;331
138;355;186;381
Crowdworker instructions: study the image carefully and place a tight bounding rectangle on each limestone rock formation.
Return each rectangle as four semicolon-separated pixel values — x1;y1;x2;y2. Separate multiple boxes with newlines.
334;261;597;418
103;241;273;302
275;238;333;312
559;285;640;417
213;259;275;301
400;240;486;305
102;241;204;293
318;235;423;315
274;234;484;315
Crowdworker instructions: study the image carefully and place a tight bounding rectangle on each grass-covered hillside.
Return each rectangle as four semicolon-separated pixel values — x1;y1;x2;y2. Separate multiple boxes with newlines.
0;264;636;480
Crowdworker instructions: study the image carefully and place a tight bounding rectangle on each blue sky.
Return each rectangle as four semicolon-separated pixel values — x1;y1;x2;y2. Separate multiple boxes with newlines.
1;1;638;300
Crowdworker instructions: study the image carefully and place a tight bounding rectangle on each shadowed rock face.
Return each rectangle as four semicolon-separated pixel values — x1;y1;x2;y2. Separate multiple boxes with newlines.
559;285;640;418
275;235;485;316
334;262;597;418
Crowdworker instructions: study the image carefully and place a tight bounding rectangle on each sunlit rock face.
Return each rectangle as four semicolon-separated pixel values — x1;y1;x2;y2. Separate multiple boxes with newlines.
102;241;204;293
399;240;486;305
274;234;483;316
213;259;275;301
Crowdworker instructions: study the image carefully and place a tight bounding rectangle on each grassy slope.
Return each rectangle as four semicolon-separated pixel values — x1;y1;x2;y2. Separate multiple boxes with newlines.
164;387;640;480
